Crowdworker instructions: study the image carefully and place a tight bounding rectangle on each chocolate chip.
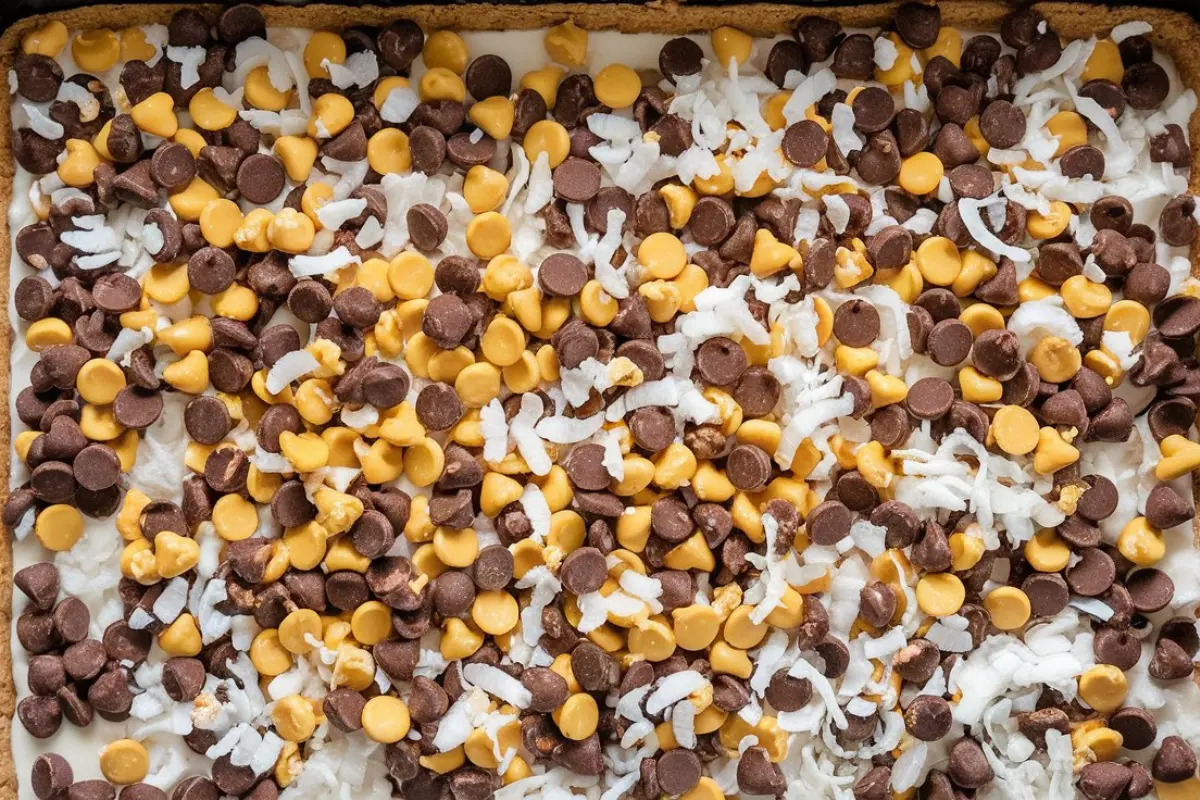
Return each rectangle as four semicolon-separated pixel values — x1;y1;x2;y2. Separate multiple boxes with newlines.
696;336;747;386
906;377;955;420
1159;195;1198;247
733;366;781;417
927;318;973;366
538;253;588;297
422;293;473;349
651;497;694;543
407;203;449;252
807;500;852;546
831;33;875;80
409;125;446;174
779;119;828;169
235;153;285;204
833;298;880;346
377;20;423;72
1066;548;1116;596
905;694;953;741
737;747;785;796
1123;61;1170;110
726;444;772;491
689;197;736;246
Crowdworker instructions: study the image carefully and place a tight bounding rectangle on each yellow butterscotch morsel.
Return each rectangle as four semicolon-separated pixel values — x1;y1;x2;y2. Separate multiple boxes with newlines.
467;212;512;259
250;629;294;676
361;696;411;743
959;366;1003;404
954;252;998;298
553;693;599;740
723;605;769;650
545;20;588;65
1024;528;1072;572
199;198;245;249
1103;300;1151;345
520;65;565;108
524;120;571;168
72;29;120;72
431;348;475;384
130;92;178;138
23;21;68;56
949;532;984;572
433;525;478;569
915;573;965;617
594;64;641;109
628;618;676;662
1078;664;1127;713
711;26;752;67
332;645;376;691
915;236;962;286
866;369;908;408
420;747;467;776
503;351;541;394
387;251;434;299
245;65;292;111
959;303;1004;337
351;600;393;645
683;778;726;800
638;232;687;280
190;88;237;131
1027;200;1073;239
1157;778;1200;800
159;613;202;657
373;75;411;110
991;405;1040;456
212;284;258;322
660;184;697;228
35;505;84;551
749;228;801;277
77;358;126;405
274;694;317;742
710;640;753;678
483;256;533;302
212;493;259;541
1117;517;1165;566
984;586;1031;631
898;152;945;196
875;33;916;85
1082;38;1124;84
268;208;317;254
99;739;149;784
419;68;467;103
80;404;126;441
481;316;526;367
156;531;201;577
279;608;322;654
463;165;509;213
441;616;483;660
1061;275;1112;319
169;178;221;222
1030;336;1082;382
673;604;721;651
279;430;329;472
1047;111;1087;157
158;316;212;357
234;209;274;252
1157;434;1200;481
121;540;157;584
173;128;206;158
26;319;73;351
284;522;329;571
472;590;520;635
693;154;735;196
922;26;963;66
405;438;446;487
57;139;102;189
308;93;355;139
1034;427;1080;475
275;136;320;182
15;431;41;464
304;31;346;79
144;262;190;304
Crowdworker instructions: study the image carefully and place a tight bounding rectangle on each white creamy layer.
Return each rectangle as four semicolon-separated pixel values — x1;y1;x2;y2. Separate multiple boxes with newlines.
6;18;1200;800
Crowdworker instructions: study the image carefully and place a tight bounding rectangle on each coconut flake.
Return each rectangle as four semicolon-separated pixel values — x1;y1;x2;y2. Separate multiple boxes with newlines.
480;399;509;462
380;86;419;124
830;103;863;158
524;152;554;214
518;483;551;543
288;247;361;278
355;216;384;250
824;195;851;234
316;198;368;231
166;46;205;89
462;663;532;709
266;350;319;394
23;104;64;140
647;671;707;715
535;412;606;444
958;196;1032;262
1111;21;1152;42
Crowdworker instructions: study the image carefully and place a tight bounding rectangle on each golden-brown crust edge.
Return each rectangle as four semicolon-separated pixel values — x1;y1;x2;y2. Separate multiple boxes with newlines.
0;2;1197;796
